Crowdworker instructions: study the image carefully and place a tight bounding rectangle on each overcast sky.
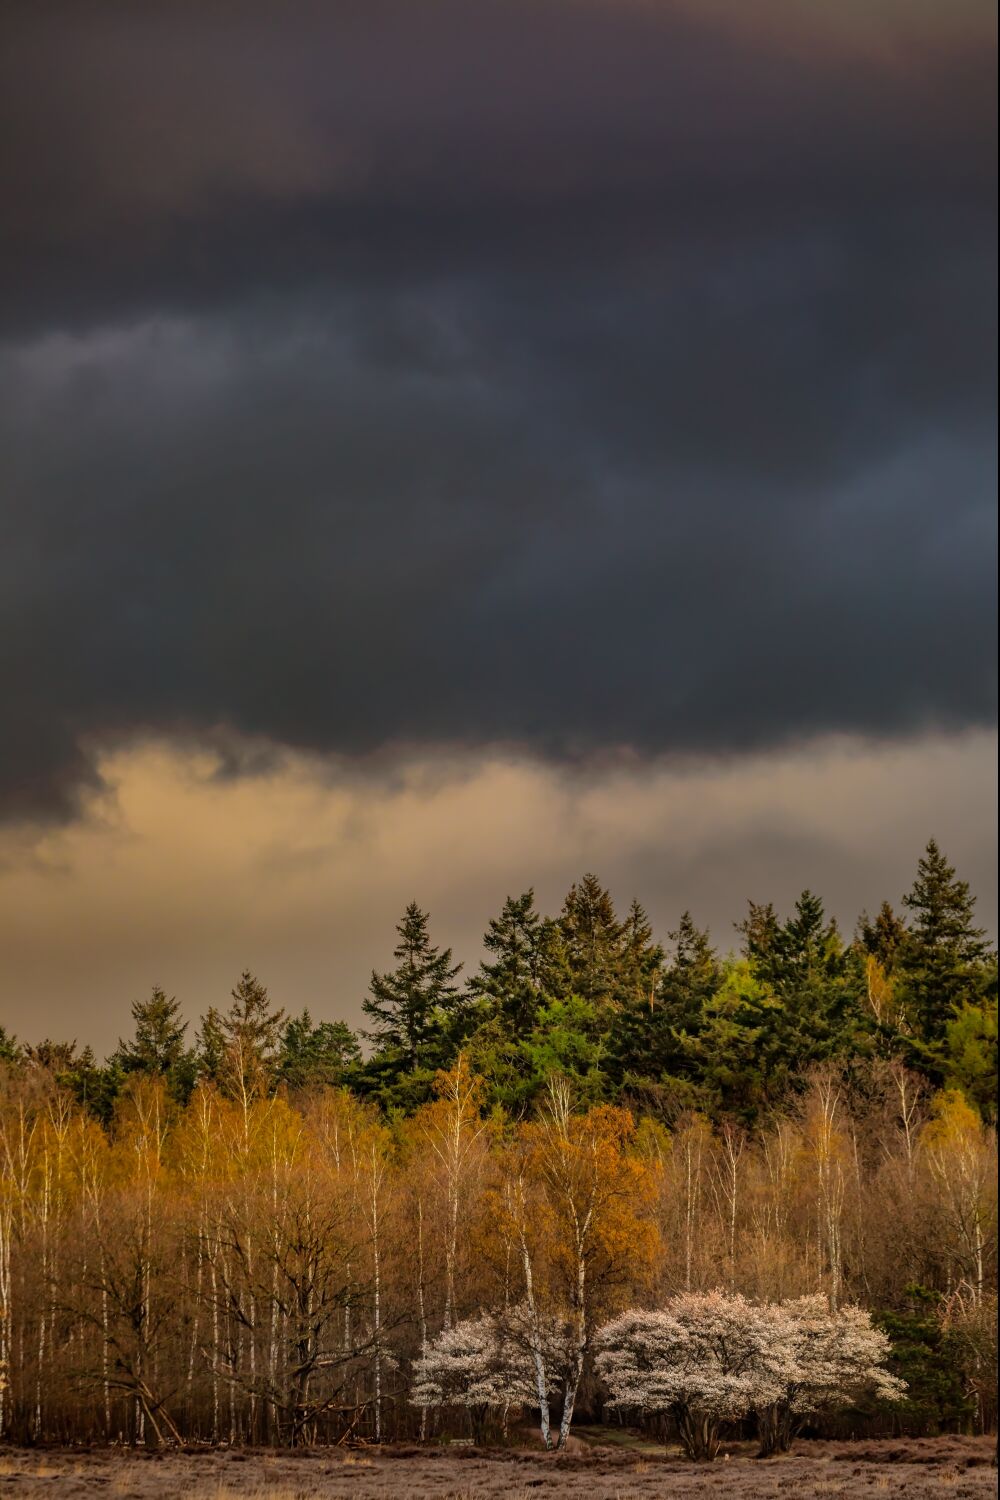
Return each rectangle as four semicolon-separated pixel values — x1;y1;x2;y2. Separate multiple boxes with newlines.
1;0;996;1052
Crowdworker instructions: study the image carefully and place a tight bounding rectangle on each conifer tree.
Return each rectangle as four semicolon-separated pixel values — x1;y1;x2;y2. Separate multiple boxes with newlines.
195;1005;226;1083
115;988;188;1075
900;840;992;1043
607;912;714;1104
665;912;720;1024
202;971;286;1100
114;987;195;1103
362;903;463;1075
737;900;782;985
468;890;550;1032
225;970;285;1062
619;900;665;1009
860;902;908;973
557;874;623;1008
277;1010;361;1091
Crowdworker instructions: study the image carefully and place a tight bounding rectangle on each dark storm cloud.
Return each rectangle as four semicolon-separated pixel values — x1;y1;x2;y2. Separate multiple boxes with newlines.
0;0;996;820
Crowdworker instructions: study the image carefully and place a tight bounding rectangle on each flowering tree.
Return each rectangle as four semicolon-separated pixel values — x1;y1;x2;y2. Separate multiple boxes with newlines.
596;1292;906;1461
596;1293;764;1460
410;1310;545;1444
751;1296;906;1457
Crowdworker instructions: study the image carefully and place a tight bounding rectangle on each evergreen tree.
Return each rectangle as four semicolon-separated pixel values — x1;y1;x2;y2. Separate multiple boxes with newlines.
201;972;285;1099
771;891;844;998
736;899;781;986
877;1288;976;1434
277;1010;362;1092
468;889;550;1032
899;840;992;1043
942;998;998;1123
362;903;463;1076
558;874;620;1003
0;1025;19;1064
860;901;908;973
24;1039;121;1123
226;970;285;1061
607;912;715;1107
557;874;624;1008
115;987;187;1074
665;912;721;1026
518;994;608;1108
196;1005;226;1084
681;957;785;1121
732;892;870;1104
113;987;195;1100
619;899;665;1009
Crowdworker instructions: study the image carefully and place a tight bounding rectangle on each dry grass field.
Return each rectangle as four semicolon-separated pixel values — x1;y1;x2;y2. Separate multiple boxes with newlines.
0;1437;995;1500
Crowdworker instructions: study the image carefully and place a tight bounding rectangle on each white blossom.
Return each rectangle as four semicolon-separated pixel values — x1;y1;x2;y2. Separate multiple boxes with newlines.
411;1305;562;1423
595;1291;906;1461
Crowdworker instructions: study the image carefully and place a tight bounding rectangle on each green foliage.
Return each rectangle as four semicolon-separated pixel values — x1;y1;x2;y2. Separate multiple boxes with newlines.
113;987;196;1104
607;911;718;1105
197;972;286;1097
361;903;464;1102
677;957;783;1121
25;1039;123;1124
859;901;908;972
195;1005;226;1083
898;839;992;1045
467;889;553;1033
8;840;996;1131
876;1288;977;1434
556;876;663;1012
0;1024;20;1064
942;998;999;1124
518;994;607;1107
277;1009;362;1092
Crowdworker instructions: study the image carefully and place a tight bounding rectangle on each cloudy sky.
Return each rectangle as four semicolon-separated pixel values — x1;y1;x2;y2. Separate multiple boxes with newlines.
1;0;996;1053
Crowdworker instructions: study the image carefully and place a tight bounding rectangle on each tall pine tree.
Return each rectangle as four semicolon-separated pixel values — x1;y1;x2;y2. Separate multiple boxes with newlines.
468;889;551;1032
113;986;195;1102
899;840;992;1044
115;987;188;1074
362;903;463;1075
558;874;621;1006
199;971;285;1100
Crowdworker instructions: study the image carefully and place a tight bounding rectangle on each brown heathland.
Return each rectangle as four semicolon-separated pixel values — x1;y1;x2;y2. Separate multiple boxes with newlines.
0;1438;995;1499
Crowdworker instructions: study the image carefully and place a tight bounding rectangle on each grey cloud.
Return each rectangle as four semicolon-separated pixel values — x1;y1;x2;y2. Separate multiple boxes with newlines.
0;1;995;820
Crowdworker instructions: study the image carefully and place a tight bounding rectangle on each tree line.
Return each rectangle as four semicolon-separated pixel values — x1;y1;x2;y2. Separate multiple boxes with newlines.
2;839;995;1127
0;838;995;1449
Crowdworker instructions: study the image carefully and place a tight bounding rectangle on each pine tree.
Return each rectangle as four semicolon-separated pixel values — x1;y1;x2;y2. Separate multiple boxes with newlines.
0;1025;19;1064
735;893;868;1092
225;970;285;1062
607;912;714;1105
115;988;188;1076
775;891;844;996
362;903;463;1075
277;1010;361;1092
195;1005;226;1083
619;900;665;1009
557;874;624;1008
663;912;720;1029
859;901;908;973
203;971;286;1099
900;840;992;1044
468;890;549;1032
113;987;196;1104
736;900;781;985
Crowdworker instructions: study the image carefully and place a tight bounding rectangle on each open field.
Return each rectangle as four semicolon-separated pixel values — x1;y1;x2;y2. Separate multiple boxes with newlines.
0;1438;995;1499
